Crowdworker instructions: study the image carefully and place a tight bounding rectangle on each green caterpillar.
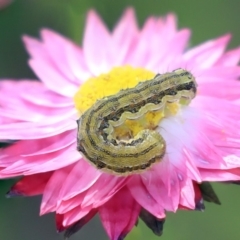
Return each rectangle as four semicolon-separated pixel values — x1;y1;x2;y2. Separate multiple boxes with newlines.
77;69;197;175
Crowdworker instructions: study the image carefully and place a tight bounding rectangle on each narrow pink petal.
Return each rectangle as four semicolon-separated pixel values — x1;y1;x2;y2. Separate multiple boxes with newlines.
0;115;16;124
99;187;141;240
148;29;191;71
184;149;205;182
60;209;97;235
0;144;80;176
140;163;179;212
0;155;19;169
21;130;76;156
124;16;156;67
0;130;76;158
125;13;189;70
0;81;76;125
41;164;76;214
62;205;92;226
224;155;240;169
164;13;178;36
184;34;231;68
128;175;165;219
198;79;240;100
112;8;139;65
40;29;90;84
56;214;65;232
83;10;114;75
199;168;240;181
0;101;76;123
57;193;86;214
160;115;216;177
81;174;128;209
58;160;101;200
126;17;163;67
195;66;240;80
29;59;78;97
0;80;73;108
21;88;74;108
0;119;76;139
40;29;81;83
192;96;240;119
7;172;53;197
179;178;195;209
65;42;92;83
24;147;80;175
23;36;79;97
182;124;227;169
215;47;240;66
154;161;182;208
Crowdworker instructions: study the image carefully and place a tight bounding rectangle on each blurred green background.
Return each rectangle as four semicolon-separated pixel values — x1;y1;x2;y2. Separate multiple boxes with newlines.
0;0;240;239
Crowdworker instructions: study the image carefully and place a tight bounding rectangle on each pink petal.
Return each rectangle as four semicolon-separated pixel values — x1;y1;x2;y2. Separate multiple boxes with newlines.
1;80;73;107
60;209;97;236
0;143;80;177
41;164;76;214
81;173;128;208
125;13;185;69
0;119;76;139
192;96;240;119
57;193;86;214
99;187;141;240
40;29;91;83
198;79;240;100
62;205;93;226
215;47;240;66
0;130;76;159
25;146;80;175
179;178;195;210
147;29;191;72
199;168;240;181
7;172;53;197
23;36;79;97
112;8;139;65
56;214;65;232
29;58;78;98
184;34;231;68
56;171;127;214
128;175;165;219
58;160;101;200
83;10;114;75
195;66;240;80
0;81;74;124
140;162;180;212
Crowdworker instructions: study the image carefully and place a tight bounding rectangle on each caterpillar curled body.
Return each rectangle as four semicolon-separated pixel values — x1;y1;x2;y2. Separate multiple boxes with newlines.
77;68;197;175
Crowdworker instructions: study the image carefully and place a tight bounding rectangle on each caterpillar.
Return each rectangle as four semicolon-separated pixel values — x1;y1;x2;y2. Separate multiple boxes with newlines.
77;68;197;175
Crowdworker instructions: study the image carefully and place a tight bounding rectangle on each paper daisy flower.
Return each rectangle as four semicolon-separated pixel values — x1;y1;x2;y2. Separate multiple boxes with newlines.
1;8;240;240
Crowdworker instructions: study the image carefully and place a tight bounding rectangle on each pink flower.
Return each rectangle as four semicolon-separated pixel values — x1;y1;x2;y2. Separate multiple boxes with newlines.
1;8;240;240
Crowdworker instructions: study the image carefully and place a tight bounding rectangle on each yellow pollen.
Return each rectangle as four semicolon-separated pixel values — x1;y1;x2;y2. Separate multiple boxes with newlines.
74;66;155;113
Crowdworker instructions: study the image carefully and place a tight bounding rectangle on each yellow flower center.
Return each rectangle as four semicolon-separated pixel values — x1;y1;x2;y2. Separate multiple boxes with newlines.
74;66;179;139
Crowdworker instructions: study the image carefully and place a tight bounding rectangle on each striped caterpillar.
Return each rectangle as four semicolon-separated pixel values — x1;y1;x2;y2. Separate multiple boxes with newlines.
77;69;197;175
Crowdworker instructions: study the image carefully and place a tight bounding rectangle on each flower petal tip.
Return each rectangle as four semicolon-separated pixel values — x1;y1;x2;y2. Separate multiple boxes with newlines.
199;182;221;205
86;9;103;25
139;209;165;236
195;198;205;212
117;235;127;240
6;189;24;198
